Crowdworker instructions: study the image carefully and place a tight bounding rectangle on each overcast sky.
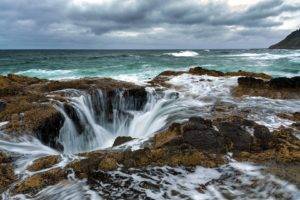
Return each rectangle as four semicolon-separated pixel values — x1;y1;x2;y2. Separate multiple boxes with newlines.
0;0;299;49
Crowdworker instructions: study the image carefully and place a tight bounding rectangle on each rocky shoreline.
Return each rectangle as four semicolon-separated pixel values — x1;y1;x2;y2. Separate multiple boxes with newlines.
0;67;299;198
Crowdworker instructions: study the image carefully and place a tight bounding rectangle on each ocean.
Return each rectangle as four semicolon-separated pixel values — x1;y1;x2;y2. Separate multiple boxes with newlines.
1;49;299;82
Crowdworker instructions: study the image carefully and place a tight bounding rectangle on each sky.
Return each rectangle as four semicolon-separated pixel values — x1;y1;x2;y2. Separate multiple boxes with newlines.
0;0;299;49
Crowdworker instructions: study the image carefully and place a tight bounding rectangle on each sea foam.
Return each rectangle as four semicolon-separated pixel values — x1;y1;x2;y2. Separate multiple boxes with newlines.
165;50;199;57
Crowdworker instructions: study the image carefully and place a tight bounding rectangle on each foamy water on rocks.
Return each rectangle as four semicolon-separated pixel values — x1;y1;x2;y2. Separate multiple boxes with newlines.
0;49;300;199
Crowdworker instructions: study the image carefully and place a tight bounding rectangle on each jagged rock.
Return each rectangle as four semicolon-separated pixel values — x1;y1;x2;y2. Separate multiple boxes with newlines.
113;136;134;147
13;168;67;195
236;127;300;164
98;157;118;171
254;125;273;150
0;99;6;112
0;152;15;193
0;163;16;193
233;76;300;99
0;152;12;163
181;117;226;153
269;77;300;89
27;155;61;172
189;67;225;76
237;76;265;88
63;103;84;134
218;122;253;152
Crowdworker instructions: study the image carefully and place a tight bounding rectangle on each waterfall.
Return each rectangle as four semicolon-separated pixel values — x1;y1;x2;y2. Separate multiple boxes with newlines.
55;88;209;154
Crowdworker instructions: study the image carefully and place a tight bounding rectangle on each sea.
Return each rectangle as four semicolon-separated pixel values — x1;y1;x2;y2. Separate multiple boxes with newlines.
0;49;299;83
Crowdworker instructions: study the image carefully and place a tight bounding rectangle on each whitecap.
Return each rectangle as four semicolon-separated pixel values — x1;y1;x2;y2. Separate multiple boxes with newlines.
165;51;199;57
15;69;75;79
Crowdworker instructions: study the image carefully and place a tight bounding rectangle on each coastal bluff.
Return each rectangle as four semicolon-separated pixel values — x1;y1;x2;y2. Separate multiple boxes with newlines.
269;29;300;49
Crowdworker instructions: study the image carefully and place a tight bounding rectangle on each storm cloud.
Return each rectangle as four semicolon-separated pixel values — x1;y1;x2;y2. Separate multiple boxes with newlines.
0;0;299;49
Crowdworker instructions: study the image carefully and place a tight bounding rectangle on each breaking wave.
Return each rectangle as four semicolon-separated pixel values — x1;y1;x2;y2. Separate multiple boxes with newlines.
165;51;199;57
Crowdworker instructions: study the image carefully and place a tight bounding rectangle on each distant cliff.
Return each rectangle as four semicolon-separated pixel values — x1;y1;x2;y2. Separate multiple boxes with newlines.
269;29;300;49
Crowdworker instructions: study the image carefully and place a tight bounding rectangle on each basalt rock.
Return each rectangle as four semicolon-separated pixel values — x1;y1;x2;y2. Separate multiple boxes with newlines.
63;103;84;134
113;136;134;147
13;168;67;195
27;155;61;172
0;152;15;193
236;127;300;164
0;99;6;112
233;76;300;99
0;163;16;193
218;122;253;152
181;117;226;153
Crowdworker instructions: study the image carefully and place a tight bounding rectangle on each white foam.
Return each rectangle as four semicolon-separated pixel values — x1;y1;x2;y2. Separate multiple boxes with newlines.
15;69;75;79
168;73;237;98
165;50;199;57
110;74;146;85
225;52;300;61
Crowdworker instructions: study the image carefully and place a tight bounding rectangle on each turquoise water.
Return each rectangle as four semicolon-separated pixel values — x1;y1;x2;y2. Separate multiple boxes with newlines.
0;49;299;82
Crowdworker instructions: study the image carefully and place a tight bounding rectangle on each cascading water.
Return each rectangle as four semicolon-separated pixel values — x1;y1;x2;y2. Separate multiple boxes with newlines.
55;88;208;154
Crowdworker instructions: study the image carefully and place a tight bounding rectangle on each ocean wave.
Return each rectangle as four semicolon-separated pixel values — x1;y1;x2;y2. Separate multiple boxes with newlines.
165;50;199;57
15;69;75;79
224;52;300;60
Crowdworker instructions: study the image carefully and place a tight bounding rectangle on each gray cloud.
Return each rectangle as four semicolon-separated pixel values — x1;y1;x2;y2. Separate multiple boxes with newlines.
0;0;299;49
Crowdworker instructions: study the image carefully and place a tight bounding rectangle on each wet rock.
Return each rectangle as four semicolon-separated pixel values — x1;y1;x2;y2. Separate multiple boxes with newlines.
27;155;61;172
269;77;300;89
235;127;300;164
233;76;300;99
182;117;226;153
237;77;265;88
254;125;273;150
218;122;253;152
33;107;65;150
189;67;225;76
154;123;182;148
0;99;6;112
13;168;67;195
113;136;134;147
0;163;16;193
63;103;84;134
0;152;12;163
98;157;118;171
0;152;15;193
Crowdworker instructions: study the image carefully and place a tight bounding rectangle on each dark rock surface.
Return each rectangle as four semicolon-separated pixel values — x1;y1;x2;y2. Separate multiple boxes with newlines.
234;76;300;99
113;136;134;147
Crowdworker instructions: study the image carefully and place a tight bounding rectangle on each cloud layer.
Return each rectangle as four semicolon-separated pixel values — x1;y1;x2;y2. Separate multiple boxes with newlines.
0;0;299;49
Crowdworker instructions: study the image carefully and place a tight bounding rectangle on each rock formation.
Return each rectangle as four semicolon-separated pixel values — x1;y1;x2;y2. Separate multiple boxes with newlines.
269;29;300;49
